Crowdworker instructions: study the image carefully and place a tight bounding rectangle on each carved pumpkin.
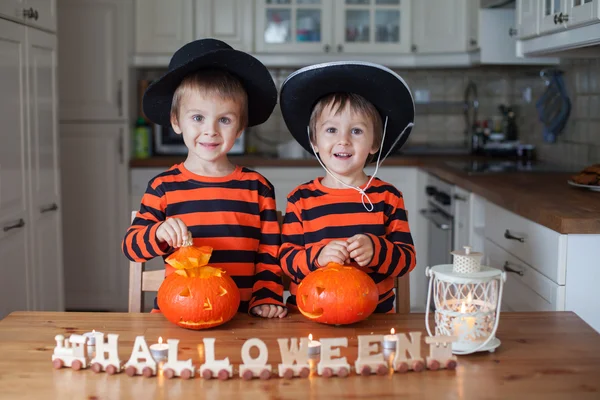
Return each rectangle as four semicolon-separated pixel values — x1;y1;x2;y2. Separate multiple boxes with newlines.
158;237;240;330
297;263;379;325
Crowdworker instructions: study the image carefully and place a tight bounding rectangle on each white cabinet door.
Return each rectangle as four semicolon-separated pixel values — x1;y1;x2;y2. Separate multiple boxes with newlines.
0;19;31;319
517;0;540;38
453;186;470;251
255;0;333;53
57;0;127;121
24;0;57;32
539;0;568;34
412;0;476;54
135;0;193;54
253;167;323;213
334;0;411;54
196;0;253;51
567;0;599;27
60;124;129;311
0;0;25;22
27;28;63;311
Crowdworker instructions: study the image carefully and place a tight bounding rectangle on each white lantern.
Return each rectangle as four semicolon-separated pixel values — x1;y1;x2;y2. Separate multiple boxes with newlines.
425;246;506;355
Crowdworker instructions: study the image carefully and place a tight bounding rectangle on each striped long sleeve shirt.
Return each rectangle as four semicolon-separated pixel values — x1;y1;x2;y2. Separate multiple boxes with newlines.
279;177;416;313
122;163;284;313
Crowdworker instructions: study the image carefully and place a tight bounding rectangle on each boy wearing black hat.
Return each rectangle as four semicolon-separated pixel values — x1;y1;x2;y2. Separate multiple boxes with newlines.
279;61;416;313
123;39;286;319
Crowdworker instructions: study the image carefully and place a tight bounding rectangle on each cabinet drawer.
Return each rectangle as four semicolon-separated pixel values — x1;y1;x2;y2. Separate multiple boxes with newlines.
485;238;565;312
484;202;566;284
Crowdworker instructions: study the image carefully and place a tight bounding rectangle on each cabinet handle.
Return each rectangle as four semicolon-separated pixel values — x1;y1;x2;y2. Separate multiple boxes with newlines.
553;13;559;24
118;127;124;164
559;13;569;23
503;261;524;276
411;44;417;52
323;44;330;53
453;194;467;202
40;203;58;213
470;39;477;46
337;44;343;53
508;28;518;37
23;7;39;20
3;218;25;232
117;79;123;117
504;229;525;243
33;9;39;20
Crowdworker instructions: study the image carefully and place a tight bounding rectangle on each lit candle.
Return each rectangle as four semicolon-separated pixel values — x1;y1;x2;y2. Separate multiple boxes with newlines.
308;334;321;355
150;337;169;361
383;328;398;349
83;329;98;346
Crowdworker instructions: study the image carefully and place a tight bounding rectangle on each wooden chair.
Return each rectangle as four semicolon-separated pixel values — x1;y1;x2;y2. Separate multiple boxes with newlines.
128;211;164;313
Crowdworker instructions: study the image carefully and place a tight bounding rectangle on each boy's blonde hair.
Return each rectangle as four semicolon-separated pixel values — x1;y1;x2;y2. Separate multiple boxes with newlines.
170;69;248;129
309;93;383;163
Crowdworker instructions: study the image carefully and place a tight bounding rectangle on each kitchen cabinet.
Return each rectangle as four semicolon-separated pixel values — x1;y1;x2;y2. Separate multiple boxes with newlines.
0;16;63;319
568;0;600;27
412;0;478;54
58;0;128;121
60;124;129;311
539;0;568;35
452;186;471;251
516;0;539;39
0;0;57;32
135;0;193;55
196;0;253;52
255;0;411;54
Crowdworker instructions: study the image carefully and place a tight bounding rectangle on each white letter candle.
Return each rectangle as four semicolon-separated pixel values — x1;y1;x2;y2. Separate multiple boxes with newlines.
393;332;425;373
149;337;169;361
425;336;458;370
90;332;121;374
308;334;321;355
161;339;194;379
383;328;398;349
317;338;351;378
124;336;157;377
239;338;272;380
355;335;388;376
83;330;99;346
199;338;232;380
277;338;310;379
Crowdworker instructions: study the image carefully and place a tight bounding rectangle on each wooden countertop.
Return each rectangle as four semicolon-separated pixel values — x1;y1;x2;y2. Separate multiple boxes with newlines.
1;312;599;399
129;155;600;234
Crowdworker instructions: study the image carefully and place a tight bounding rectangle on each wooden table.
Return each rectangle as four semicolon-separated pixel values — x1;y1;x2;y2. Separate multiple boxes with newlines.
1;312;599;399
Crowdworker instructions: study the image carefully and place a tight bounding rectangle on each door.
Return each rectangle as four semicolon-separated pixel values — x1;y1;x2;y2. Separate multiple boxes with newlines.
517;0;539;38
196;0;253;51
60;123;129;311
135;0;193;54
0;0;26;25
568;0;599;27
255;0;333;53
334;0;411;54
0;19;31;319
539;0;568;34
412;0;474;54
27;28;63;311
25;0;57;32
453;186;470;250
57;0;127;121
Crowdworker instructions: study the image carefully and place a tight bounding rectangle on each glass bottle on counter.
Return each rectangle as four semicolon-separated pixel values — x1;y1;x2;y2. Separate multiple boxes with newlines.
133;117;152;159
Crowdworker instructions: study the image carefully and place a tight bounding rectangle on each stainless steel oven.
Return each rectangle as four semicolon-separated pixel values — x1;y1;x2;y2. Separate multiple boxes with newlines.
421;175;454;267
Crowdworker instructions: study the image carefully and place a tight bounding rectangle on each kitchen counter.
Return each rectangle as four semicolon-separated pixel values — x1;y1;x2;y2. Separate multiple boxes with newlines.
1;311;599;399
130;155;600;234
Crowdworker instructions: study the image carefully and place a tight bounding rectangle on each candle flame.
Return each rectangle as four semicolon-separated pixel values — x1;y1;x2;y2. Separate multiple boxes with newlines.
460;302;466;314
92;329;95;334
158;336;163;344
467;292;473;303
308;334;313;341
390;328;395;335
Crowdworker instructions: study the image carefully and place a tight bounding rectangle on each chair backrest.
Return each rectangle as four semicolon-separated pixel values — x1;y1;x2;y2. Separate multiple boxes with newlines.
128;211;164;313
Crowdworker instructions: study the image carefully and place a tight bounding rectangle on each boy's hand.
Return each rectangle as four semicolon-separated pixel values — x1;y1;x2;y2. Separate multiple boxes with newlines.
251;305;288;319
346;234;374;267
156;218;189;248
317;240;350;266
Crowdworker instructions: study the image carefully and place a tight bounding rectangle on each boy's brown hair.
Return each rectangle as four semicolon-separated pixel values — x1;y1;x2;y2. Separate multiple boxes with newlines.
170;69;248;129
308;93;383;163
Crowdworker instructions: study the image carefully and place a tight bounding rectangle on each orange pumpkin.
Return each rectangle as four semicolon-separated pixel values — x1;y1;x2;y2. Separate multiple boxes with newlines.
296;263;379;325
158;237;240;330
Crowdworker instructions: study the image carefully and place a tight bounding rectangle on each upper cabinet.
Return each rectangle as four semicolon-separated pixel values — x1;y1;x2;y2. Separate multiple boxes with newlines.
135;0;193;55
197;0;253;52
538;0;567;34
516;0;539;39
412;0;478;54
568;0;600;27
0;0;57;32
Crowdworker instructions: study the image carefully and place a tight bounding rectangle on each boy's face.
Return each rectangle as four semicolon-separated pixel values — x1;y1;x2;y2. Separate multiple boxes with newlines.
312;102;378;178
171;89;244;164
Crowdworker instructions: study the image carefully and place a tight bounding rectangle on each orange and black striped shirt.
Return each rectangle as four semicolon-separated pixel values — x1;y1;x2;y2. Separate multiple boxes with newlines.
122;163;284;313
279;177;416;313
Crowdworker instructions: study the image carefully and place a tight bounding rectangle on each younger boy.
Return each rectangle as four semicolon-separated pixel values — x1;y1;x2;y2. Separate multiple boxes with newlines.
123;39;286;318
278;62;416;313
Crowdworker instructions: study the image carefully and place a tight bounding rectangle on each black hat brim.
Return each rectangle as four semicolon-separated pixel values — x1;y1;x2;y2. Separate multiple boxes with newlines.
143;49;276;127
279;62;414;161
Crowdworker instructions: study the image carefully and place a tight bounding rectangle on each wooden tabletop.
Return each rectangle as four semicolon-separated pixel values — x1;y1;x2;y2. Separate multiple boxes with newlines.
1;311;599;399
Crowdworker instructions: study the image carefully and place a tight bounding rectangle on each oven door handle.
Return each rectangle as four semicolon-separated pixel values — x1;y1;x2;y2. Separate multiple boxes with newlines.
420;208;451;231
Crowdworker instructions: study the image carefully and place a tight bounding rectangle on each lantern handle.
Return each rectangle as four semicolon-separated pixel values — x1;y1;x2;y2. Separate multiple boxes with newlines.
425;268;435;338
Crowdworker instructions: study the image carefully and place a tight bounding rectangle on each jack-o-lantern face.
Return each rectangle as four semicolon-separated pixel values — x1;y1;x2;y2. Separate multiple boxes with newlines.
158;242;240;330
296;263;379;325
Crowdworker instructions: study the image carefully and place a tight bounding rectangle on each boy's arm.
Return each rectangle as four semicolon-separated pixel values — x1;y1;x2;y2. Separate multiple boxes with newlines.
249;183;285;309
364;192;416;278
122;181;172;262
279;200;325;281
